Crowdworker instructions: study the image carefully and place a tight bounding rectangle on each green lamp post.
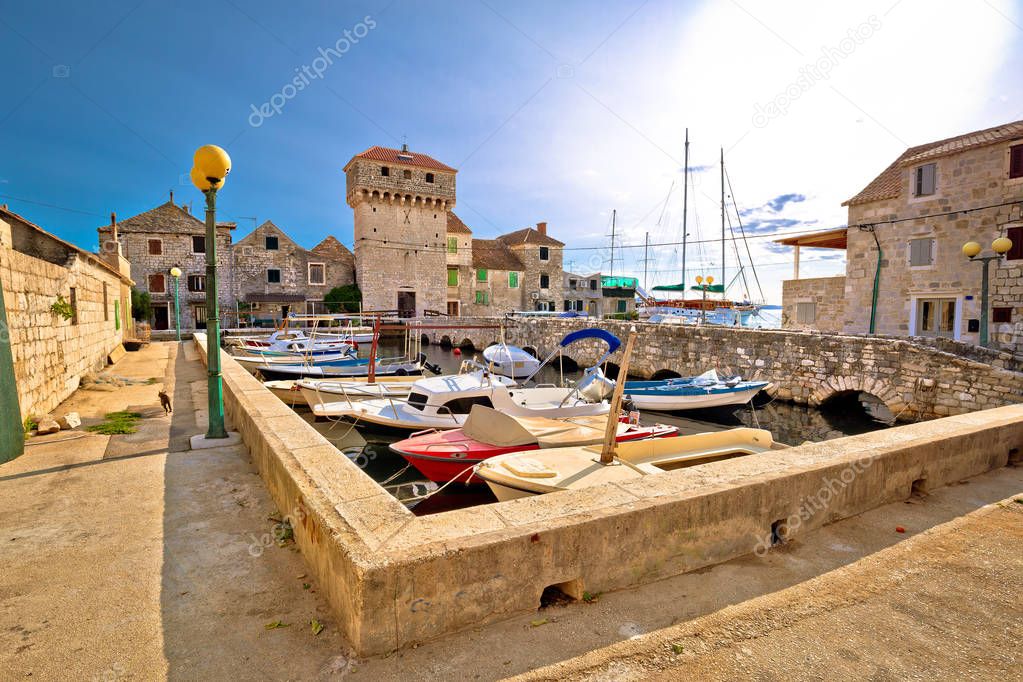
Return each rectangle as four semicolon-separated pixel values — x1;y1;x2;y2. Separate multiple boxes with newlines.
962;236;1013;348
170;265;182;342
191;145;231;440
695;275;714;324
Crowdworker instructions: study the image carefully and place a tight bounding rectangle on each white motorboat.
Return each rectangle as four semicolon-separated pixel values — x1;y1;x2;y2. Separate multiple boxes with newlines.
264;377;417;407
476;427;780;501
482;343;541;379
309;371;606;431
580;368;770;411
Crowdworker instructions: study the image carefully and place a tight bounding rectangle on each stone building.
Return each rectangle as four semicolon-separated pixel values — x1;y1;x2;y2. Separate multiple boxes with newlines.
779;119;1023;351
99;195;235;331
232;220;355;324
496;223;565;312
345;145;456;317
2;206;133;421
563;272;637;316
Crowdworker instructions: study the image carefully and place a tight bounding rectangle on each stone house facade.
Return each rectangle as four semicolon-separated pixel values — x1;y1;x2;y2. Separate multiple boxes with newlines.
563;272;636;316
496;223;565;312
345;145;456;317
232;221;354;324
99;196;234;331
2;206;133;421
779;119;1023;351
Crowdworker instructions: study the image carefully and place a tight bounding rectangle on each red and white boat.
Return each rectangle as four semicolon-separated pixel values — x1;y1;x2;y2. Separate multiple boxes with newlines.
389;405;679;483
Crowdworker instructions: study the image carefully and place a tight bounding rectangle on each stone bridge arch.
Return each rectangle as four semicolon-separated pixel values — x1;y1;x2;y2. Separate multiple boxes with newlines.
809;375;906;417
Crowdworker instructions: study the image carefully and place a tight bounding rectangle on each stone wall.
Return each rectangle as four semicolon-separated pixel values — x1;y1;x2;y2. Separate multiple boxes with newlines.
1;218;128;419
512;243;564;311
782;276;846;332
424;316;1023;421
845;140;1023;352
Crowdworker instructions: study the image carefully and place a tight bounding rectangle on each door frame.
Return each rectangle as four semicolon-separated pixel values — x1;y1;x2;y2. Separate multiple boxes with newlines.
909;294;962;340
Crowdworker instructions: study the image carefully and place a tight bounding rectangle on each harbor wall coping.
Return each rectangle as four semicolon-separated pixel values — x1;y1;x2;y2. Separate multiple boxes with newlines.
193;334;1023;655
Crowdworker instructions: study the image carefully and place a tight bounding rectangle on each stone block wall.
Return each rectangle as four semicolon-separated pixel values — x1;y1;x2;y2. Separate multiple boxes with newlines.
1;241;127;419
781;276;846;332
512;244;564;311
457;266;522;316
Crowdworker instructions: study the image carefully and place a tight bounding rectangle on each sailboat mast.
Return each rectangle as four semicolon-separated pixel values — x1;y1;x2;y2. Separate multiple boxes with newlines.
609;209;616;278
643;231;649;291
720;147;725;298
682;128;689;294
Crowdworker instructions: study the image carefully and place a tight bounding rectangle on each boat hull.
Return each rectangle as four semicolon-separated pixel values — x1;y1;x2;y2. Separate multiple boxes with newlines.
624;383;767;411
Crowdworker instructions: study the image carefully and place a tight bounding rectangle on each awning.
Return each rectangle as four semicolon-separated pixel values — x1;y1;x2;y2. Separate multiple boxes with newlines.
773;227;847;249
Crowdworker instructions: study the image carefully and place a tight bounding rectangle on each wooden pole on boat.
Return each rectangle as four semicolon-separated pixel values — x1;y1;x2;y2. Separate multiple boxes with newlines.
599;326;637;464
367;316;381;383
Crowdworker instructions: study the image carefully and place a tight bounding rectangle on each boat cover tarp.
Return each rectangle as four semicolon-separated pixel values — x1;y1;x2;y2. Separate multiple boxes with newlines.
461;405;621;448
559;328;621;354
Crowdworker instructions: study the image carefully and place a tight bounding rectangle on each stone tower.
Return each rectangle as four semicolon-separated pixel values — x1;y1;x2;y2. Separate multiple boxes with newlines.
344;145;457;316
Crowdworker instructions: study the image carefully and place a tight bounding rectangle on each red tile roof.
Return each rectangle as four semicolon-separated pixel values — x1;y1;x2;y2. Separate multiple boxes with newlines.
471;238;523;271
350;146;457;172
446;212;472;234
497;227;564;247
844;119;1023;206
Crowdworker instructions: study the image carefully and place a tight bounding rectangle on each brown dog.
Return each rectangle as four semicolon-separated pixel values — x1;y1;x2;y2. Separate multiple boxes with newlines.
158;390;172;414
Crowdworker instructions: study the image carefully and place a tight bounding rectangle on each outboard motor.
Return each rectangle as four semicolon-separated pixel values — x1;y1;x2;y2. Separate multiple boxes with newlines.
418;352;442;375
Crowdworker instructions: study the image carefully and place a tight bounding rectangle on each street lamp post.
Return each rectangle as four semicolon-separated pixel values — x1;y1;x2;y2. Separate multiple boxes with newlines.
170;265;182;342
695;275;714;324
962;236;1013;348
191;145;231;440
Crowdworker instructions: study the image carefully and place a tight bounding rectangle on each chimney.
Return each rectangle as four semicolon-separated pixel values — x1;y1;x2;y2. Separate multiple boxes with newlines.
110;212;118;243
536;221;547;236
169;189;174;205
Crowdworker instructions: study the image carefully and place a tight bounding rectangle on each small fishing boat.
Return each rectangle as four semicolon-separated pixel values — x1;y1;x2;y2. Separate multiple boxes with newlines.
475;427;779;500
580;368;769;411
390;405;679;483
482;343;541;379
264;377;417;407
236;352;428;380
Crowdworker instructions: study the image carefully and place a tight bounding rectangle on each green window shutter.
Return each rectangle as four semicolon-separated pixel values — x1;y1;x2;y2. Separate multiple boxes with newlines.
509;272;518;288
447;237;458;254
114;299;120;330
476;268;487;282
447;268;458;286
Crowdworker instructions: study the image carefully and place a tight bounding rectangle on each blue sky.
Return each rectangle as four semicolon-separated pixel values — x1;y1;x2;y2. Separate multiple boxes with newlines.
2;0;1021;303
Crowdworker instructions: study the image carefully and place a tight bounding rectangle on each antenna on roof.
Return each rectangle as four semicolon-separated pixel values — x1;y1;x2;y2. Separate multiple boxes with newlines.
400;134;408;153
169;189;174;205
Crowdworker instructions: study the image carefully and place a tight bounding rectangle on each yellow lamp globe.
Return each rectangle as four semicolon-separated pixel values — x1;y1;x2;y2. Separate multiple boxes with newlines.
190;166;226;192
169;266;182;278
961;241;982;258
992;237;1013;255
695;275;703;284
706;275;714;284
193;145;231;180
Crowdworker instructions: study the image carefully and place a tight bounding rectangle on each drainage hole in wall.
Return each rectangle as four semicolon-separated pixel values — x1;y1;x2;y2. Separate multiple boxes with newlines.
539;580;582;609
1008;448;1021;466
910;478;928;498
770;519;788;546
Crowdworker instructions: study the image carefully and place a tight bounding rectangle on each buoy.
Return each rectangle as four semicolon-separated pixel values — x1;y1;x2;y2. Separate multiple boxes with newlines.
895;526;906;533
453;347;462;356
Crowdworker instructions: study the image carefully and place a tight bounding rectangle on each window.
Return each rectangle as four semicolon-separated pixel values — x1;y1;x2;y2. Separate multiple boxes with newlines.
617;300;627;313
1007;226;1023;260
381;166;390;177
68;288;78;325
590;279;598;290
993;307;1012;323
564;300;572;312
193;305;208;329
447;237;458;254
192;235;206;253
569;278;577;290
796;301;816;324
1010;144;1023;179
147;239;162;255
187;274;206;292
447;268;459;287
308;263;325;285
575;300;583;312
909;238;934;267
149;273;166;293
103;283;109;321
476;268;487;283
475;291;489;305
508;271;518;288
539;246;549;261
402;169;412;180
539;273;550;289
265;236;279;250
447;301;460;316
913;163;936;196
425;172;434;183
267;268;281;283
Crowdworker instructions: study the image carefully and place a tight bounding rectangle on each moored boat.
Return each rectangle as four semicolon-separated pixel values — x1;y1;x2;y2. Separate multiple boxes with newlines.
482;343;541;379
580;368;769;411
390;405;679;483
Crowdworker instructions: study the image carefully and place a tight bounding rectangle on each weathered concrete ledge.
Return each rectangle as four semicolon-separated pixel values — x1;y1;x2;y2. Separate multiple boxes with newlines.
421;316;1023;421
193;334;1022;655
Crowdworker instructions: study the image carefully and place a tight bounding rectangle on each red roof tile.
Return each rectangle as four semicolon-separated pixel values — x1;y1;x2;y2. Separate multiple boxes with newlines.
350;146;456;173
446;212;472;234
497;227;564;247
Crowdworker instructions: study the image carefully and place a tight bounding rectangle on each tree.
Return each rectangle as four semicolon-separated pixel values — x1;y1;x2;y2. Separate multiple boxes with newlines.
131;288;152;322
324;284;362;313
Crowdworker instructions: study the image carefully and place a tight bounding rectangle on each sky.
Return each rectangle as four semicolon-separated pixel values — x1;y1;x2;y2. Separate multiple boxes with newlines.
1;0;1021;304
